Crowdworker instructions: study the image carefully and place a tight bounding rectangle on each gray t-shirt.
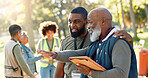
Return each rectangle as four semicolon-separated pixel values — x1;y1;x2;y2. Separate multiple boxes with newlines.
60;34;90;78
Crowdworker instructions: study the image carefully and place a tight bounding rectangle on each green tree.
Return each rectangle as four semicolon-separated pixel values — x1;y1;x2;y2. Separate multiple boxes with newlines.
120;0;127;30
134;6;146;26
23;0;35;50
129;0;138;39
32;0;97;39
144;4;148;23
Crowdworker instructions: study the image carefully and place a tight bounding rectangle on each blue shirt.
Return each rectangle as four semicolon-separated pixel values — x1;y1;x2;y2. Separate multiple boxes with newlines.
20;43;42;73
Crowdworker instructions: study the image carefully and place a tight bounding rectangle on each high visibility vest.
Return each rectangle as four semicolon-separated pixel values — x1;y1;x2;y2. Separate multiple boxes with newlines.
39;38;60;67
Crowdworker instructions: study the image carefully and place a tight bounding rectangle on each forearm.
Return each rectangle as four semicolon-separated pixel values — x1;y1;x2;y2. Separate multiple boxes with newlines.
91;40;131;78
23;50;42;64
56;48;88;62
92;67;128;78
54;62;65;78
14;46;33;77
26;56;42;64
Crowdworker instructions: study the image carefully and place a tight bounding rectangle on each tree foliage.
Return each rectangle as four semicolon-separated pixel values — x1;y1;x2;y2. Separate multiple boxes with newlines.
0;0;148;47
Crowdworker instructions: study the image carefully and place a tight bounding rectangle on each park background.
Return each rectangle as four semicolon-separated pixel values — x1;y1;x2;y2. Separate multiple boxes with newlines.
0;0;148;78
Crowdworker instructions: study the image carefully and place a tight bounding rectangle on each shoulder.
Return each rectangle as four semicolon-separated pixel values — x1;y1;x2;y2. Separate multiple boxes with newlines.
115;39;129;47
61;35;73;43
63;35;72;40
110;36;132;49
6;40;17;45
13;44;21;54
61;35;74;47
108;36;130;47
107;37;132;53
4;40;18;52
19;43;28;51
113;39;131;54
112;39;132;65
14;44;21;50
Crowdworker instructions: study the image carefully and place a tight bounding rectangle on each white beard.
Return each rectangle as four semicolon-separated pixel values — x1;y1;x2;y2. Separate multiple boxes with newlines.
90;29;101;42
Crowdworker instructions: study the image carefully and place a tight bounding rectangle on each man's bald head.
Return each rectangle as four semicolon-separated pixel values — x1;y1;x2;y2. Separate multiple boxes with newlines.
88;8;112;24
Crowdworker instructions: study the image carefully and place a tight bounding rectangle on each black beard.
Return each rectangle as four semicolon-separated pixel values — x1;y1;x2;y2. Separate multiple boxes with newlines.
70;23;85;38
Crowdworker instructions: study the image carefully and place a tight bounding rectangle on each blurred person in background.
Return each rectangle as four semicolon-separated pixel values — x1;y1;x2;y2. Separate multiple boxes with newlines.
19;31;43;78
4;24;35;78
36;21;60;78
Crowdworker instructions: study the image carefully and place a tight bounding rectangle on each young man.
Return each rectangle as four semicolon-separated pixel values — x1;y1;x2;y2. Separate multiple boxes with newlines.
4;24;35;78
54;7;134;78
54;7;90;78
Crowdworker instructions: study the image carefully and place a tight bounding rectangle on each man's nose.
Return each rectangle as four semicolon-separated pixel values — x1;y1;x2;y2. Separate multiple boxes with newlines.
87;24;95;29
87;24;92;29
69;22;76;28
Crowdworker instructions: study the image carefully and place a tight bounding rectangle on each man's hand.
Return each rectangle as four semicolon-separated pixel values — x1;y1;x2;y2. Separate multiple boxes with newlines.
37;49;58;59
76;64;91;75
113;30;133;46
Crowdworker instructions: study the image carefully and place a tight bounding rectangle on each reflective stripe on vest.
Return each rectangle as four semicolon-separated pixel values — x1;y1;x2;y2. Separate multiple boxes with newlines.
39;38;59;67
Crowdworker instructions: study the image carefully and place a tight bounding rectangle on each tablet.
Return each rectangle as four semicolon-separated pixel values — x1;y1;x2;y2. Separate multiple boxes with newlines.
69;56;106;71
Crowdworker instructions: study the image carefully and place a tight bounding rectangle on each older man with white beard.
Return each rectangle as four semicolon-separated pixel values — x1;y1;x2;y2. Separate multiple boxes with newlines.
89;24;101;42
37;8;138;78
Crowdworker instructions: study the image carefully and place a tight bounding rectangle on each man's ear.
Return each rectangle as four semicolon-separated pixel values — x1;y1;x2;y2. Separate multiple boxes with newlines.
16;31;19;36
17;31;21;37
102;18;105;25
99;18;105;26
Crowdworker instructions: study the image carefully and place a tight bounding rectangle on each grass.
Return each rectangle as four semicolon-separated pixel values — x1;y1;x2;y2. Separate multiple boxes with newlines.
0;33;10;53
129;32;148;49
128;31;148;78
